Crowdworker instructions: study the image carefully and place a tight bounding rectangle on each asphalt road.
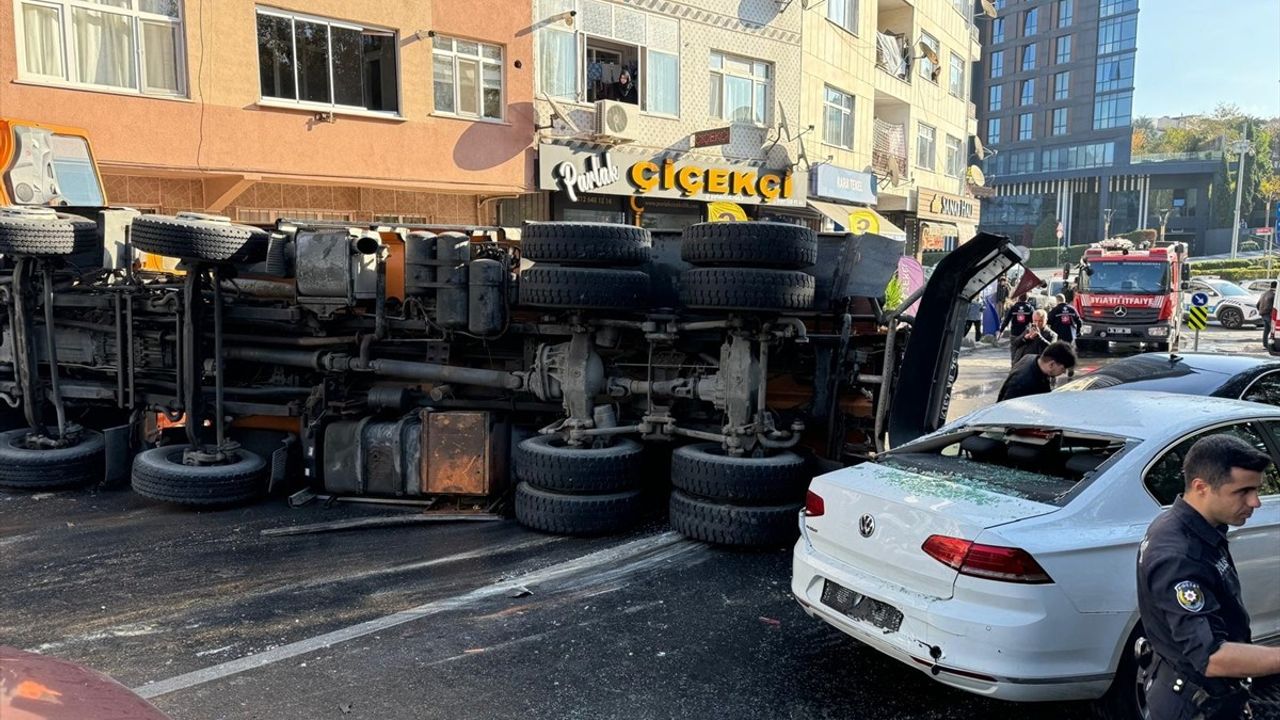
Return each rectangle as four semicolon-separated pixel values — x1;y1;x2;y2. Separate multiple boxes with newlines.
1;327;1265;720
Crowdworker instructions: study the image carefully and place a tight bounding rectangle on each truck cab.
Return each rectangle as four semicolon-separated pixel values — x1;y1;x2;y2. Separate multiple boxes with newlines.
1073;239;1185;351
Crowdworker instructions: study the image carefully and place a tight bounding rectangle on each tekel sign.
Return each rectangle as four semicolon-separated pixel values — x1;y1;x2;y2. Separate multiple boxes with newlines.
810;165;877;205
538;143;805;206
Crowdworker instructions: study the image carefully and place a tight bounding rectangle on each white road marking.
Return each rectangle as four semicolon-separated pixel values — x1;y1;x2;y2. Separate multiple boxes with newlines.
134;531;688;699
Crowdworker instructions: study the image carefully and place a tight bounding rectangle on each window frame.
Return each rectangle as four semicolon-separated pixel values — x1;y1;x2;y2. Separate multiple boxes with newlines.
1023;7;1038;36
1241;371;1280;406
916;122;937;170
944;134;963;177
1100;0;1138;18
709;50;773;126
1058;0;1073;27
948;52;964;97
1093;91;1132;130
989;83;1003;111
1140;419;1280;508
255;6;402;117
1054;70;1070;100
432;34;505;122
1018;112;1033;141
918;32;940;84
1019;78;1035;106
1021;42;1037;71
990;49;1005;78
826;0;859;35
987;117;1002;146
821;84;855;150
1096;55;1135;93
1055;34;1071;64
1098;15;1137;55
15;0;189;98
991;16;1005;43
1051;106;1068;136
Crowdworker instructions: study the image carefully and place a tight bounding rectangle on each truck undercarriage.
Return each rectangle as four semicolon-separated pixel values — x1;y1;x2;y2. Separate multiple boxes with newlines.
0;207;1020;547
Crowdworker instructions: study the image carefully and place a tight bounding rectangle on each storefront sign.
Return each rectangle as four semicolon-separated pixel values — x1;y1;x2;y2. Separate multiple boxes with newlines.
810;165;877;205
918;188;979;222
538;143;805;206
692;127;732;148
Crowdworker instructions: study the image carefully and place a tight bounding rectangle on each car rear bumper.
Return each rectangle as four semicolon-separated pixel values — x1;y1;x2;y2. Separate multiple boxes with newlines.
791;537;1118;703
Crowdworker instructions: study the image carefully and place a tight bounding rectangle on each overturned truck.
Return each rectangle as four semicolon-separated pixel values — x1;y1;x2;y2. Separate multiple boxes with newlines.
0;147;1020;552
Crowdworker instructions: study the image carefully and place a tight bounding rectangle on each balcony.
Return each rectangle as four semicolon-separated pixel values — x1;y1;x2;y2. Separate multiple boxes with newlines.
872;119;908;182
1130;150;1220;165
875;31;911;83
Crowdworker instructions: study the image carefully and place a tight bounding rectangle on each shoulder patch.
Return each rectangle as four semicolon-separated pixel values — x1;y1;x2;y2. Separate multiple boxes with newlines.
1174;580;1205;612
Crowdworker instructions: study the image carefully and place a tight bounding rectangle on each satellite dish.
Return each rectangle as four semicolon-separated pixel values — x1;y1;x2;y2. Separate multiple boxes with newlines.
980;0;998;18
967;165;986;187
973;135;989;160
917;41;939;66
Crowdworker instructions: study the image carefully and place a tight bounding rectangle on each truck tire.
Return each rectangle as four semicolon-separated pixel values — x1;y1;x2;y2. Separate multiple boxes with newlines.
514;482;641;537
669;490;801;548
681;222;817;269
1218;306;1244;329
519;266;650;310
0;211;99;257
515;435;644;493
131;214;269;264
0;428;105;490
670;444;808;504
680;268;814;311
131;445;267;507
522;223;650;266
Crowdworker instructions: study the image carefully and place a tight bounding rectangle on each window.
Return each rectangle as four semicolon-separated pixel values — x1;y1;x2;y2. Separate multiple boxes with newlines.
1094;92;1132;129
1055;34;1071;63
1023;7;1038;35
989;84;1003;110
949;53;964;97
1041;141;1115;170
827;0;858;34
945;135;964;177
16;0;185;96
987;117;1002;146
1021;43;1037;71
257;9;398;113
916;123;936;169
1054;71;1070;100
1009;149;1036;173
1052;107;1068;135
823;85;855;149
1143;422;1280;507
710;51;771;125
539;25;577;101
1020;78;1035;106
432;36;502;120
1100;0;1138;17
990;50;1005;78
991;17;1005;43
1098;16;1137;54
1096;55;1135;92
919;32;939;82
1058;0;1073;27
1018;113;1033;141
1243;374;1280;407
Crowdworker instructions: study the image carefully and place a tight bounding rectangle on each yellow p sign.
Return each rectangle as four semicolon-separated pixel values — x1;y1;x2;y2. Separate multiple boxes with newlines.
848;209;880;236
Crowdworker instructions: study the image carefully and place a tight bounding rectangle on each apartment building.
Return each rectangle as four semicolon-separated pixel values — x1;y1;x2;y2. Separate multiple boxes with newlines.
1;0;534;223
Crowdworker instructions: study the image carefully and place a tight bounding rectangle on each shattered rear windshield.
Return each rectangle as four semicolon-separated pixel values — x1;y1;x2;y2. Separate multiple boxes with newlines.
881;429;1129;507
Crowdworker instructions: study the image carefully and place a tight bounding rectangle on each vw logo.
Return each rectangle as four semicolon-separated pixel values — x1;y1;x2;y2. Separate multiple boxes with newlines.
1113;306;1128;318
858;514;875;538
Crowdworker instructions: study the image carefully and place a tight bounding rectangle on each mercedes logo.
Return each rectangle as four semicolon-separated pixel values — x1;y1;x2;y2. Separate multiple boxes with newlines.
858;514;875;538
1113;306;1128;318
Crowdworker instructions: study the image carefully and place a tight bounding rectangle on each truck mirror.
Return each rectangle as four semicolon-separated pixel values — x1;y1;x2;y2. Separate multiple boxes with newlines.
1181;263;1191;280
1180;280;1190;291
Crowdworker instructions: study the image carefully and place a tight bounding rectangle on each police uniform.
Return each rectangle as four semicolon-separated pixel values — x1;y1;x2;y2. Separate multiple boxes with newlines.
1137;496;1254;719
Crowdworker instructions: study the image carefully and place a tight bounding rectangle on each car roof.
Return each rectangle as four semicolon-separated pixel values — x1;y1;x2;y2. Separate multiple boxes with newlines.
954;390;1280;442
1089;351;1280;377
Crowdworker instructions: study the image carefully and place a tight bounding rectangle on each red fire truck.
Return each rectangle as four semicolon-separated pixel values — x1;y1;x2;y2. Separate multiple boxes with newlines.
1073;239;1188;352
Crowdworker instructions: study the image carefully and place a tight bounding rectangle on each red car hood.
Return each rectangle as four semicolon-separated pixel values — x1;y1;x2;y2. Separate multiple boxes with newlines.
1;646;170;720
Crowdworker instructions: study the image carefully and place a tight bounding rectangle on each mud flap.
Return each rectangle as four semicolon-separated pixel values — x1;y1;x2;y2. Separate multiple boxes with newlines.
887;233;1024;448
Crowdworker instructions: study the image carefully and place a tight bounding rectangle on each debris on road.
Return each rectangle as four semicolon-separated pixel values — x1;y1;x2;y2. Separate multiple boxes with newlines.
261;513;502;537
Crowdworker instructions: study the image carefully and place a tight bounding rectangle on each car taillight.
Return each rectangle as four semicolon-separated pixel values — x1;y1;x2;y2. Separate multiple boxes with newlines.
804;490;825;517
921;534;1053;584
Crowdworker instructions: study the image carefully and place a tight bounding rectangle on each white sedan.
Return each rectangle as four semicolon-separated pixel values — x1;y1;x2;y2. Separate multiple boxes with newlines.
792;391;1280;717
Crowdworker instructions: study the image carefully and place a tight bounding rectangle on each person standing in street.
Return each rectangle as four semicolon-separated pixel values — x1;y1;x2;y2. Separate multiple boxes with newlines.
996;277;1011;316
1136;435;1280;720
1011;309;1057;364
998;293;1036;348
966;298;984;343
1257;281;1275;349
996;340;1076;401
1048;293;1082;347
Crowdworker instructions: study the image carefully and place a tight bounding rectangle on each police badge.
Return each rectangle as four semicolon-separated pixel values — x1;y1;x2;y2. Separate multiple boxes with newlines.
1174;580;1205;612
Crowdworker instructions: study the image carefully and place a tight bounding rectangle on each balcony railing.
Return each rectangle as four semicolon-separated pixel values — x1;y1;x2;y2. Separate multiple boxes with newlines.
1131;150;1221;165
873;119;908;178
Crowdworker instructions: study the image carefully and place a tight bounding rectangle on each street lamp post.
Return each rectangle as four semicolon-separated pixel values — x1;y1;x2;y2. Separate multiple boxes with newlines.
1158;208;1171;245
1103;208;1115;241
1228;137;1253;260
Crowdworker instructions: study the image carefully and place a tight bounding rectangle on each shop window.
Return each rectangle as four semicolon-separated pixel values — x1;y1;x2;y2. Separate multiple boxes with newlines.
16;0;186;96
710;51;771;125
916;123;936;170
823;85;855;149
433;36;503;120
256;8;399;114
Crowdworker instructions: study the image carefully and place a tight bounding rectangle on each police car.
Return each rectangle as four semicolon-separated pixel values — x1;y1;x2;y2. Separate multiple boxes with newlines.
792;391;1280;717
1182;278;1264;329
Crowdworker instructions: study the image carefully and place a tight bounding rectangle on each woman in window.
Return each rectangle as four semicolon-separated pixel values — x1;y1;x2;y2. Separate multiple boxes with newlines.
611;70;638;104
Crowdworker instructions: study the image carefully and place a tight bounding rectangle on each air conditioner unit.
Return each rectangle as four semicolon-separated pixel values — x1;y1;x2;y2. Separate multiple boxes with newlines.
593;100;640;143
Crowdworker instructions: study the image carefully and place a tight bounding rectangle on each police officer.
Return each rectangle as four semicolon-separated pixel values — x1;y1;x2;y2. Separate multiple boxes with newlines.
1137;434;1280;719
1048;292;1082;346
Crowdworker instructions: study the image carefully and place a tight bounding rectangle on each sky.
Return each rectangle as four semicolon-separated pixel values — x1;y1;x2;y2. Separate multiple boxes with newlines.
1133;0;1280;119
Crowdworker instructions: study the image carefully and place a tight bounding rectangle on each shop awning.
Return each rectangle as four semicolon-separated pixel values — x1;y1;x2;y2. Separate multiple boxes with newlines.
806;200;906;240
